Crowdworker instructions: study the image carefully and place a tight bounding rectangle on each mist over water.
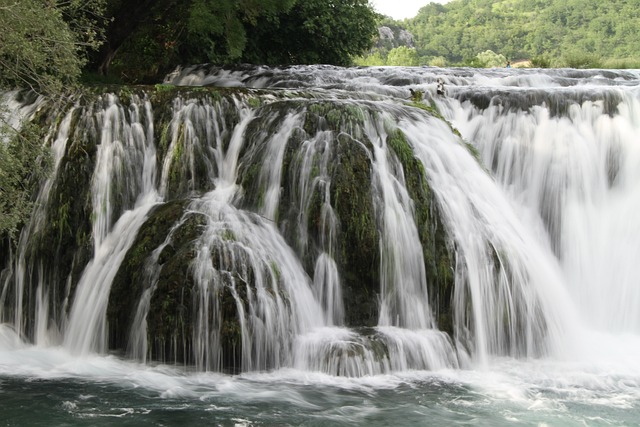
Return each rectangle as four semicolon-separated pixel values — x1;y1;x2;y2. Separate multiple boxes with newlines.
2;65;640;425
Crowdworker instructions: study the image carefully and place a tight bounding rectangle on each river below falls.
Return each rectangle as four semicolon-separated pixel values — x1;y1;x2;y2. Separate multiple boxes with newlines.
1;343;640;426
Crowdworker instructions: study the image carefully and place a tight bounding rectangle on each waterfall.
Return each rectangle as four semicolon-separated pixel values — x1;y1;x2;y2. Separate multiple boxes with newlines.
3;104;75;340
2;66;640;377
440;88;640;336
257;112;304;221
397;108;577;363
64;94;159;355
288;128;342;326
364;112;434;330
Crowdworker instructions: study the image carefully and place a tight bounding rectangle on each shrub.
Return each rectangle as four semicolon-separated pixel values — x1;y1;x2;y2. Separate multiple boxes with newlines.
531;55;551;68
562;51;602;69
474;50;507;68
428;56;447;67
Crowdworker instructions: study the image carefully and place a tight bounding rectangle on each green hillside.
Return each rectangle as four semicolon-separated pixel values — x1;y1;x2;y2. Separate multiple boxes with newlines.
362;0;640;68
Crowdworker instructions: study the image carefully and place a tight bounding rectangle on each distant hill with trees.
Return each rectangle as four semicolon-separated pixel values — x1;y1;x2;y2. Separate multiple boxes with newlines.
358;0;640;68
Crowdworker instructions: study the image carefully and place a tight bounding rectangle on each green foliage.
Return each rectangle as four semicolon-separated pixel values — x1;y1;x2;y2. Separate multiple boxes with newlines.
0;0;106;93
154;84;176;93
353;52;386;66
0;0;103;93
107;8;186;83
474;50;508;68
57;0;107;56
98;0;297;82
386;46;419;66
0;120;51;242
602;57;640;69
185;0;296;61
561;50;602;69
398;0;640;68
531;54;552;68
100;0;377;80
244;0;379;66
428;56;447;67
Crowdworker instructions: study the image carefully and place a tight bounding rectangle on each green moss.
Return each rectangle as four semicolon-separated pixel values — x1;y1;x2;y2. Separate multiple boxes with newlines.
118;86;134;105
154;83;176;93
166;123;187;198
56;201;71;243
108;200;193;351
382;124;456;334
270;260;282;282
463;141;482;163
331;133;379;327
386;128;413;167
247;97;262;109
221;229;236;242
307;102;365;133
410;89;424;102
409;100;439;116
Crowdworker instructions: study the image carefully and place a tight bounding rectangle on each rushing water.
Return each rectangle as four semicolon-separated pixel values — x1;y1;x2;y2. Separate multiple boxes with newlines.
2;65;640;425
1;337;639;426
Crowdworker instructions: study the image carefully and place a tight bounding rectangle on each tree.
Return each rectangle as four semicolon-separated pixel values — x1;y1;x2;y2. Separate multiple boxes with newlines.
0;0;105;93
474;50;507;68
187;0;297;61
0;118;51;241
101;0;379;81
353;52;386;66
243;0;378;66
0;0;103;241
0;0;79;93
98;0;299;82
428;56;447;67
405;0;640;67
386;46;419;66
92;0;171;76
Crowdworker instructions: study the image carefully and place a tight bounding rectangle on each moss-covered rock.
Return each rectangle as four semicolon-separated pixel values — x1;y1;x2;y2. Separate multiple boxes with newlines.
241;100;381;327
8;85;465;371
331;132;379;327
384;127;455;334
20;103;96;333
107;199;195;352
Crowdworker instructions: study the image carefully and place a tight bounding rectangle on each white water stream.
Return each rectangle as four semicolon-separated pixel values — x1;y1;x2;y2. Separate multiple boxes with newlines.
65;95;160;354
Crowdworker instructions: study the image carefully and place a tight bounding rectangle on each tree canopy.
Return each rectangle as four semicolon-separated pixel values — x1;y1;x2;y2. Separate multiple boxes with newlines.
0;0;105;93
1;0;105;241
361;0;640;68
243;0;378;66
2;0;380;87
95;0;379;82
415;0;640;67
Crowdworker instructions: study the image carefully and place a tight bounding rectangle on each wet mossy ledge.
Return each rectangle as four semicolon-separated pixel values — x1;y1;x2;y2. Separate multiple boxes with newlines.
2;84;468;372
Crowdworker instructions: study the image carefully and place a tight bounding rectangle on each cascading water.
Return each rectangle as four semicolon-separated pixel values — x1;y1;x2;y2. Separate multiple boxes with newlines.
435;82;640;342
398;108;577;363
6;104;75;342
1;66;640;425
290;129;343;325
64;94;160;355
